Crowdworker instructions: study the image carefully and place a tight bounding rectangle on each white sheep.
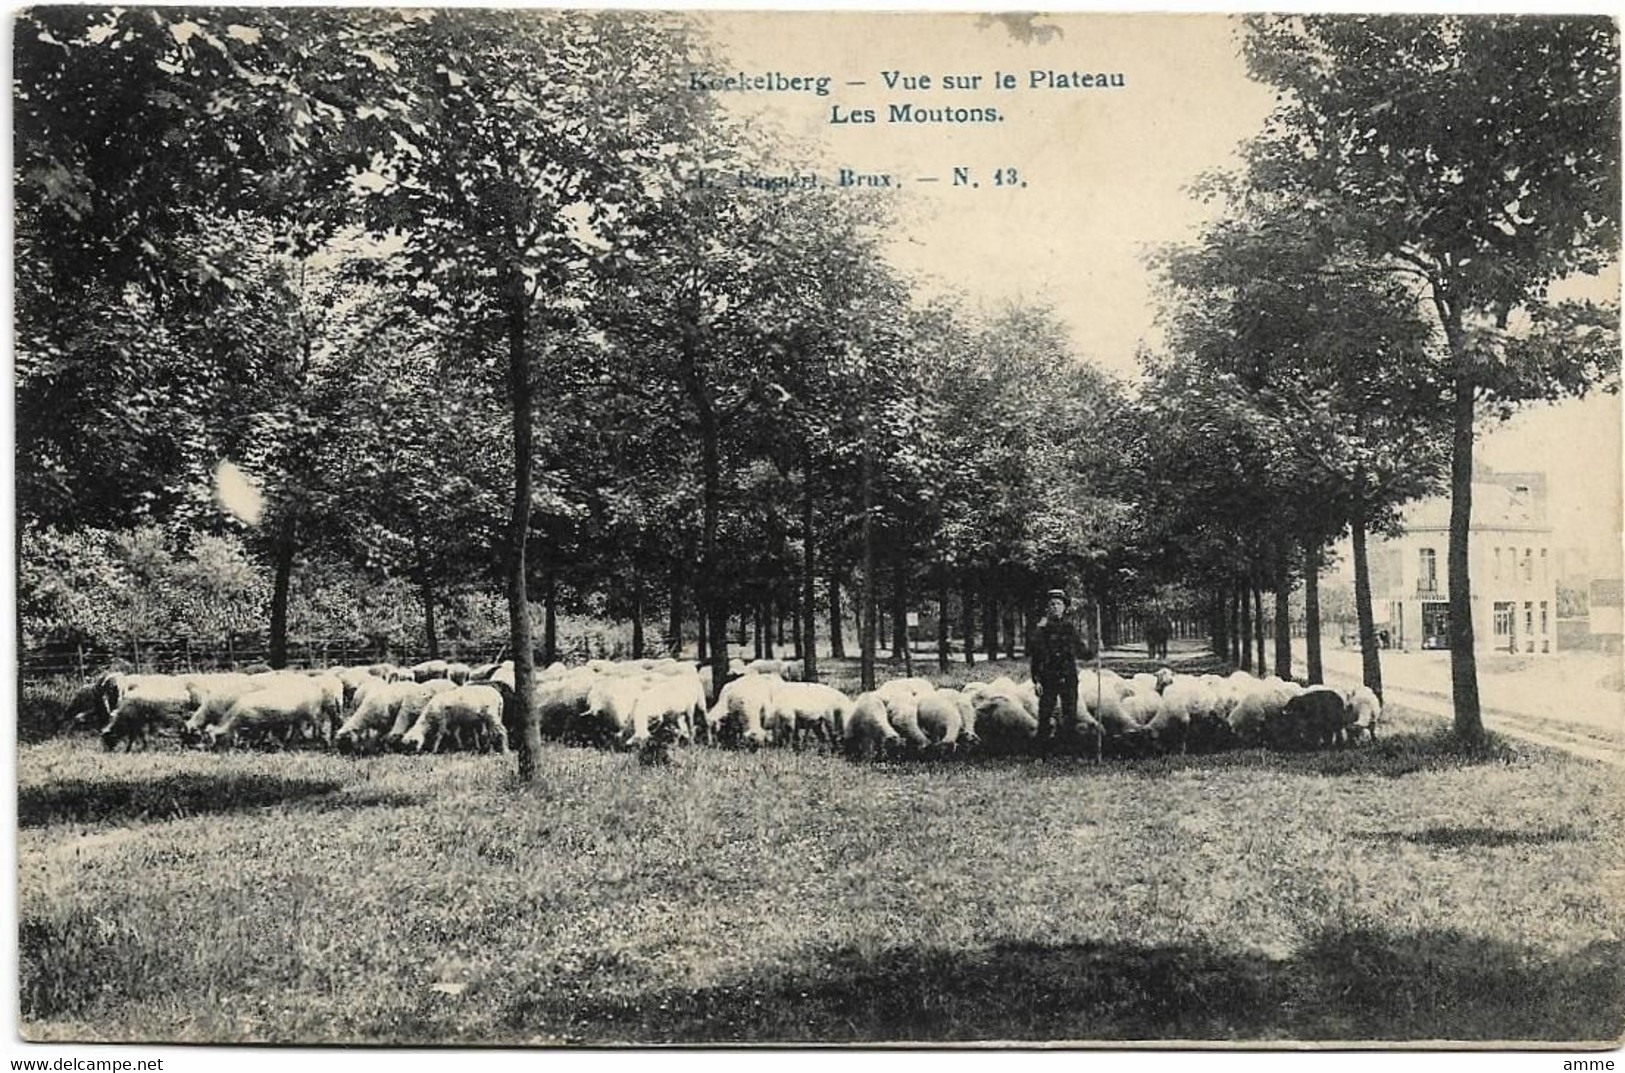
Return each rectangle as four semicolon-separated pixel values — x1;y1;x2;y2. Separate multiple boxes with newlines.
844;692;904;759
766;681;851;750
706;674;778;748
1344;684;1383;742
206;677;327;750
402;684;508;753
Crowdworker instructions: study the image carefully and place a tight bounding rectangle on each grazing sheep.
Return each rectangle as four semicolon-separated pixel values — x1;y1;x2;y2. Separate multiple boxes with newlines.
1226;681;1282;746
384;679;456;748
914;689;970;754
707;674;778;749
886;676;938;698
334;681;411;753
1270;686;1349;750
445;661;472;685
402;684;508;754
875;679;931;752
625;675;705;750
1077;672;1128;729
1344;685;1382;742
411;659;450;683
536;667;598;741
584;675;651;747
180;673;265;744
1121;692;1164;726
969;692;1040;754
743;658;804;682
985;676;1040;719
765;681;851;750
844;692;904;760
1071;708;1107;761
1129;672;1161;697
333;666;378;711
1146;704;1191;754
1094;702;1153;758
206;677;327;751
101;675;193;751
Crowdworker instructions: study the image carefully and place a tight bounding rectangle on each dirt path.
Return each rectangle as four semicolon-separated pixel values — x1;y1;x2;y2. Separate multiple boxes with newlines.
1314;664;1624;766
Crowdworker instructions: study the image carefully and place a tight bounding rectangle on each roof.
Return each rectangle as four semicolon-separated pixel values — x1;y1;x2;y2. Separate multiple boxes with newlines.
1403;481;1549;532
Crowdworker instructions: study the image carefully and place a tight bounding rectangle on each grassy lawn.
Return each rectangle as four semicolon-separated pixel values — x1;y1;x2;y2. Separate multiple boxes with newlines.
16;666;1625;1045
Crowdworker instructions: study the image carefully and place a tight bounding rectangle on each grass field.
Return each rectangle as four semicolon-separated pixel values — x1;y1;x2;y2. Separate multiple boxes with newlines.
17;662;1625;1045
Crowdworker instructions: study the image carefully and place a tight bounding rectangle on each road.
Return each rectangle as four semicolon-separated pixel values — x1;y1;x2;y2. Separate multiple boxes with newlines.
1300;643;1624;765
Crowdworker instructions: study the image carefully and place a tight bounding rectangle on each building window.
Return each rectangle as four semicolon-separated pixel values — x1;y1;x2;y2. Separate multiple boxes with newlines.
1419;548;1437;594
1525;602;1534;651
1541;548;1549;581
1494;547;1502;580
1523;548;1533;582
1540;601;1549;635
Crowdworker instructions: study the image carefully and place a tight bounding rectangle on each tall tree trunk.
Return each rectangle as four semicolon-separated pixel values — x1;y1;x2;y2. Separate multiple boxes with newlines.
668;563;684;659
625;568;641;660
764;597;775;659
1303;537;1323;685
1002;605;1017;660
504;284;540;781
801;464;818;682
1253;586;1266;672
421;575;439;661
1229;587;1242;664
680;332;730;716
543;563;558;667
1213;584;1228;658
267;525;296;670
983;577;999;661
753;603;764;660
860;424;876;692
697;611;708;663
961;575;975;665
1238;576;1253;672
1351;501;1384;700
776;597;785;648
1447;362;1483;740
828;572;845;659
937;572;950;672
891;551;908;659
1273;550;1292;679
792;591;804;660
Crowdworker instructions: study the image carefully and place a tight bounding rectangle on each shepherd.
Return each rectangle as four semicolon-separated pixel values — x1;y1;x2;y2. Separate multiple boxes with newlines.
1030;589;1086;744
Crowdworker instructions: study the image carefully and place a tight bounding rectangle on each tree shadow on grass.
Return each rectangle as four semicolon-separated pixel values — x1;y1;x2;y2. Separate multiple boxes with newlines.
17;773;420;829
1356;825;1584;849
856;727;1527;781
499;927;1624;1044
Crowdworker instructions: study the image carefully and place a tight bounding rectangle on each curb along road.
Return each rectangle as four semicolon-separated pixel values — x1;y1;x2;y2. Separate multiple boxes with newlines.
1314;663;1624;767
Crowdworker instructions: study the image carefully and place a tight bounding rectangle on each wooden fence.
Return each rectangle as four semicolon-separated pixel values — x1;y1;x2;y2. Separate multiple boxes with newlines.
20;629;671;682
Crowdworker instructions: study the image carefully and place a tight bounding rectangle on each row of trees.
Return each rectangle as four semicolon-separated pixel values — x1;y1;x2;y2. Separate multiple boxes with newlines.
1136;15;1619;741
16;9;1147;778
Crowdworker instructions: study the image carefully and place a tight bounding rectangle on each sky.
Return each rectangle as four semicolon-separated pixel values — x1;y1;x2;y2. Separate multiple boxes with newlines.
698;11;1623;564
701;11;1279;378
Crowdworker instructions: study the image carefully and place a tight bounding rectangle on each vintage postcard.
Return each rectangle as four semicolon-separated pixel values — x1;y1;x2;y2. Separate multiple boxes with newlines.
11;4;1623;1059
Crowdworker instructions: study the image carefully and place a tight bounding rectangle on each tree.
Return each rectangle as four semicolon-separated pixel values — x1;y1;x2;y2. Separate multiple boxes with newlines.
357;9;712;779
1154;196;1449;693
1242;14;1621;739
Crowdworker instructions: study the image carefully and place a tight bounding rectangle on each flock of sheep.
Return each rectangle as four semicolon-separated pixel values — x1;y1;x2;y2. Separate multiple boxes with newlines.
74;653;1384;761
697;658;1383;759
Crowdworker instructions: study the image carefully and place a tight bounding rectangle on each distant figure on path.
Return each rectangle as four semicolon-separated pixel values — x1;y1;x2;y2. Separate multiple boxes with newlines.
1030;589;1084;742
1146;610;1172;661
